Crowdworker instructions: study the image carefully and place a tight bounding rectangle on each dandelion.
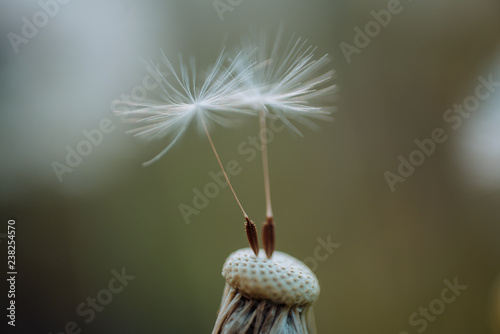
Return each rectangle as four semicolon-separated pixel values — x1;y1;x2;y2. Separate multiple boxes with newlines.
234;28;336;258
115;29;336;334
114;50;260;255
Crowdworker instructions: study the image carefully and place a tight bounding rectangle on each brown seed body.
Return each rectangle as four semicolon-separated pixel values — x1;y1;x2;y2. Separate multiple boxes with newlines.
245;218;260;256
262;217;275;259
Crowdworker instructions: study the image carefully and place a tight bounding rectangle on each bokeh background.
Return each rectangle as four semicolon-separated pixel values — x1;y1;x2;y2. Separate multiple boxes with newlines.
1;0;500;333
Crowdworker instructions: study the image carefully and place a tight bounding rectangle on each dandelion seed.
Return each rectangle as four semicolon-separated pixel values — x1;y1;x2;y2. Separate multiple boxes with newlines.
234;28;337;258
114;50;260;255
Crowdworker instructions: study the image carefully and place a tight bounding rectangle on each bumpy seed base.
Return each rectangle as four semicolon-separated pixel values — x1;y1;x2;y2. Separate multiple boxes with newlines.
222;248;319;306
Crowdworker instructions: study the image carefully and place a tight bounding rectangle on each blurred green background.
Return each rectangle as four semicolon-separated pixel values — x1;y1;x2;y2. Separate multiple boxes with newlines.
1;0;500;333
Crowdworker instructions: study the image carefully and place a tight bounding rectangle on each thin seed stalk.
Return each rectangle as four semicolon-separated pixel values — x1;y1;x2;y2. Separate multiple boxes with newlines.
259;109;276;258
201;117;259;256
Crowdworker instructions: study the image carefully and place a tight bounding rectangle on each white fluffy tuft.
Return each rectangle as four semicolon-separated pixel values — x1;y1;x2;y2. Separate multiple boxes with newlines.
115;29;336;165
114;50;253;165
234;28;337;136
